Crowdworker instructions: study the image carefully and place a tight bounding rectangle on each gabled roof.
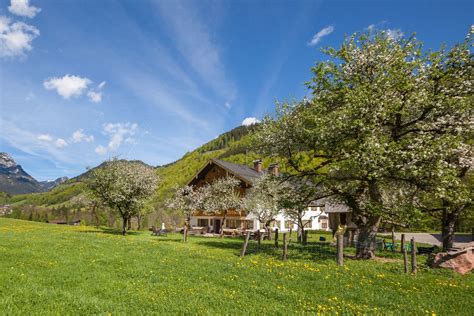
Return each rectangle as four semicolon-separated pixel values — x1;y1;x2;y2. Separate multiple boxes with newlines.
211;159;262;184
188;158;262;186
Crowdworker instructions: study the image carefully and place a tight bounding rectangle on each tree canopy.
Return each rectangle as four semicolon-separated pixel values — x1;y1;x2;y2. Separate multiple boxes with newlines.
257;29;473;257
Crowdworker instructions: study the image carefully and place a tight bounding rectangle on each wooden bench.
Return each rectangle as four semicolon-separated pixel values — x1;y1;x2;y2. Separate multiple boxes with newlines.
150;226;167;236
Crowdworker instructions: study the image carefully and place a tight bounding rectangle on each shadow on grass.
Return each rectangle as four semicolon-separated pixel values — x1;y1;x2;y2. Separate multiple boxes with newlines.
196;237;338;261
76;227;141;236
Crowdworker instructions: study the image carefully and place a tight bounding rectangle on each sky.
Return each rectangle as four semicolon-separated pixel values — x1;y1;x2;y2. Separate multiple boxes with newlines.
0;0;472;180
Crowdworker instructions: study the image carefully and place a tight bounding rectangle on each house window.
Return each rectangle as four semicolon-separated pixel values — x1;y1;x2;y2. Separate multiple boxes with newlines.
285;220;294;229
301;220;312;229
197;218;209;227
321;222;328;229
226;219;242;229
244;220;254;229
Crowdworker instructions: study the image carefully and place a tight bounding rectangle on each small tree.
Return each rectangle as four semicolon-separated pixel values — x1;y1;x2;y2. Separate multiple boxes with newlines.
166;185;204;242
200;177;242;237
135;203;155;231
242;174;282;239
87;159;159;235
278;178;324;243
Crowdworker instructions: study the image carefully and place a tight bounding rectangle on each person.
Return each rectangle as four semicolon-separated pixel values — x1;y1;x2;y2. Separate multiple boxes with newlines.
161;222;166;231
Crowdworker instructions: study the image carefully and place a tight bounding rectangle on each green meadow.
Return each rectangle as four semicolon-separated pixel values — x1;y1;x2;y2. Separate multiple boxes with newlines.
0;218;472;315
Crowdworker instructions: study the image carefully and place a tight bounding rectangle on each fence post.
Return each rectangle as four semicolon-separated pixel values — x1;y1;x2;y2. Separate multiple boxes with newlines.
401;234;408;273
282;233;288;261
256;231;261;252
410;237;417;274
336;234;344;266
183;225;187;243
240;231;251;257
391;227;396;252
274;228;279;248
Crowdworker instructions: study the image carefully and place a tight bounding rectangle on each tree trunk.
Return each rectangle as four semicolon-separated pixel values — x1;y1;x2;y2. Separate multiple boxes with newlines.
127;216;132;231
354;181;383;259
137;215;142;231
355;215;381;259
441;209;456;251
122;215;128;235
265;222;272;241
298;218;304;244
219;212;227;238
183;216;190;242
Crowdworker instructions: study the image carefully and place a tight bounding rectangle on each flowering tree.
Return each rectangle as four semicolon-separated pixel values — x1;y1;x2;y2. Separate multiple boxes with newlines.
200;177;243;237
278;178;325;243
166;185;204;242
242;174;282;239
257;29;473;258
87;159;159;235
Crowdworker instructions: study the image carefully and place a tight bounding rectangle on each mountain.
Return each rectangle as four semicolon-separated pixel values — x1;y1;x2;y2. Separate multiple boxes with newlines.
39;177;69;191
0;153;68;195
4;124;263;210
0;153;42;195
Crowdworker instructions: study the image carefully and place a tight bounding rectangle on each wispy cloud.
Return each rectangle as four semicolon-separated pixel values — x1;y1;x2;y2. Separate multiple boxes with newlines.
95;122;138;155
365;21;403;40
8;0;41;18
0;15;40;58
71;129;94;143
0;119;76;164
43;74;92;99
37;134;53;142
154;1;236;102
87;81;106;103
54;138;68;148
122;73;209;128
307;25;334;46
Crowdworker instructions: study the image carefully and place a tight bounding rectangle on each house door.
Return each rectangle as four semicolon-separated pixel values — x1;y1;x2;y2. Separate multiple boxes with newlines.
213;219;221;233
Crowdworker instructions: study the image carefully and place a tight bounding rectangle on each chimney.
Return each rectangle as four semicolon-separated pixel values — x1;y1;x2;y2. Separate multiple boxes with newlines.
268;163;279;176
253;159;262;173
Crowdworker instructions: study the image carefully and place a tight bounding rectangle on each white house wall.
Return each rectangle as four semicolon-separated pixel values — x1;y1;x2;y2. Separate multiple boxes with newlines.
191;206;330;232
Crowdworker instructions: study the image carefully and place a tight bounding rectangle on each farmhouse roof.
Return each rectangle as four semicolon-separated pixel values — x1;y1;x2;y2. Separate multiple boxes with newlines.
188;158;263;186
211;159;262;183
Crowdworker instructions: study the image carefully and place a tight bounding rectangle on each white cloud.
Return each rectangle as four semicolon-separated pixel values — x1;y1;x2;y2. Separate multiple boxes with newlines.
307;26;334;47
224;102;231;109
0;15;40;58
43;75;92;99
385;29;403;40
95;123;138;155
242;117;260;126
8;0;41;18
87;91;102;103
54;138;68;148
71;129;94;143
87;81;106;103
94;145;107;155
365;22;403;40
37;134;53;142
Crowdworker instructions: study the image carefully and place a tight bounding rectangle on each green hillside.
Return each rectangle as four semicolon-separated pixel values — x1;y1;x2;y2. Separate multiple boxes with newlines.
3;124;277;225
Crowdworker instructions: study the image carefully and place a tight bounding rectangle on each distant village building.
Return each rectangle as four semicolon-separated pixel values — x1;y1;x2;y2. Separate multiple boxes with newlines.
0;204;12;216
187;159;347;234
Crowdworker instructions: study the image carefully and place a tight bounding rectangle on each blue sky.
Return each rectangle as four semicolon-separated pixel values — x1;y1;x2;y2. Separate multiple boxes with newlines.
0;0;472;180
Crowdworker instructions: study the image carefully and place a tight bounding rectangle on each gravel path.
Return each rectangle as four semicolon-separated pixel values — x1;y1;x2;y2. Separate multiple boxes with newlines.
391;233;473;248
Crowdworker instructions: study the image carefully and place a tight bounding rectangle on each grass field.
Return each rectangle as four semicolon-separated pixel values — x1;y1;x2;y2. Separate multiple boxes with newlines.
1;218;472;315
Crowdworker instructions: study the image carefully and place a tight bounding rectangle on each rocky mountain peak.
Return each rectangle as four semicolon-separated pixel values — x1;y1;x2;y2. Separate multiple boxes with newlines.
0;152;17;168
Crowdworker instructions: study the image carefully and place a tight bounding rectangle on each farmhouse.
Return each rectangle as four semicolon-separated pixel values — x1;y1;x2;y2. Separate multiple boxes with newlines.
187;158;332;234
